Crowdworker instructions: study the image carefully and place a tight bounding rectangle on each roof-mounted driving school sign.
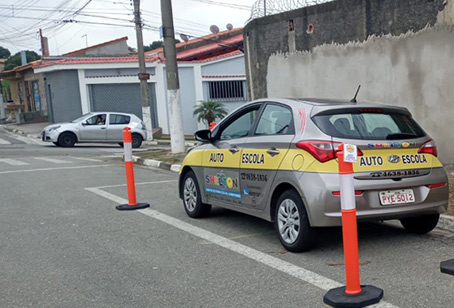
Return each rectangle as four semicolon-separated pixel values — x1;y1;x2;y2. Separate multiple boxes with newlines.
344;144;358;163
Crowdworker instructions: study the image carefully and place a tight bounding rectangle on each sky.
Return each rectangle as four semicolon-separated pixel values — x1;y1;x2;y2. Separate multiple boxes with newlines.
0;0;259;56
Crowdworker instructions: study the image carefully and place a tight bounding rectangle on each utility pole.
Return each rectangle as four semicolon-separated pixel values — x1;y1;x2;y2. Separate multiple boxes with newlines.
161;0;185;153
133;0;153;140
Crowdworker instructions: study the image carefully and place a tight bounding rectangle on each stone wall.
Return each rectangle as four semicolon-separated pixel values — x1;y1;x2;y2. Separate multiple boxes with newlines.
244;0;448;99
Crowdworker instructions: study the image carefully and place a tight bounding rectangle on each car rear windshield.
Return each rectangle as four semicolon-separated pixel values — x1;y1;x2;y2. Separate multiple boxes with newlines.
312;109;426;140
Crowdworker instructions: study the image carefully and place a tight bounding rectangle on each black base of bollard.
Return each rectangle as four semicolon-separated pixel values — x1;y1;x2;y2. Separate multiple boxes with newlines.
116;203;150;211
440;259;454;275
323;285;383;308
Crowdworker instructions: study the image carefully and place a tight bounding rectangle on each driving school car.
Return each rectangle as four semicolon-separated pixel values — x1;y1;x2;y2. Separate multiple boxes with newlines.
178;98;449;252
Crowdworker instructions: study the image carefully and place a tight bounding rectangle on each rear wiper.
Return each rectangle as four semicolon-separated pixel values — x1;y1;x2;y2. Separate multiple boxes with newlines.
386;133;418;140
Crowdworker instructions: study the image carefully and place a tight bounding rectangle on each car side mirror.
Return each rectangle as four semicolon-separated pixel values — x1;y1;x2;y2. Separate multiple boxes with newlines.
81;120;88;126
195;129;213;142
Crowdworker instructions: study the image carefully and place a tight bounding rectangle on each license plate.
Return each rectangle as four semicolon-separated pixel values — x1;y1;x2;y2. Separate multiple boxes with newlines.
379;189;415;205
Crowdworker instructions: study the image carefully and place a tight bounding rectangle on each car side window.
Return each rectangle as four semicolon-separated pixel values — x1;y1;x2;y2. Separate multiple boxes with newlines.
255;104;293;135
220;109;258;140
109;114;131;125
86;114;106;125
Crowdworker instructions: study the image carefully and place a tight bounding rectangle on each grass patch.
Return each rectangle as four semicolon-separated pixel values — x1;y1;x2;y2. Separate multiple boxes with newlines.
136;149;185;165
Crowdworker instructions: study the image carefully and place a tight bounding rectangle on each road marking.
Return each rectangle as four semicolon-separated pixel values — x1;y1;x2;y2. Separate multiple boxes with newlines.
0;164;116;175
0;138;11;145
94;180;177;189
34;157;72;164
0;158;29;166
85;187;399;308
67;156;102;162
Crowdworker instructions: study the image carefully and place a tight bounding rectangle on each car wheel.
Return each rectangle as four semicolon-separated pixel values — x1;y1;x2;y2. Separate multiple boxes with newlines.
131;134;143;148
400;214;440;234
53;142;60;146
183;171;211;218
275;189;315;252
58;132;76;147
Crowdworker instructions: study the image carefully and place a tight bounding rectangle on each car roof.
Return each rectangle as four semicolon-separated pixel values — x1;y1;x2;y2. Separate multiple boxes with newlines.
255;98;410;115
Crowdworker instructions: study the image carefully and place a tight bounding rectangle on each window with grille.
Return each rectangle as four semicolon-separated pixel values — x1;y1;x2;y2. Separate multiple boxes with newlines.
208;80;245;101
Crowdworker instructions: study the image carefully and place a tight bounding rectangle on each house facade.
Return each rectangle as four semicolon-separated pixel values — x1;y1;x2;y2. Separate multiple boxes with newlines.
0;61;47;122
35;28;246;135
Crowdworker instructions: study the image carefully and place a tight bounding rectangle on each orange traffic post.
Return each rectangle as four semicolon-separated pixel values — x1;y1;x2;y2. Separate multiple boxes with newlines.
324;144;383;307
116;127;150;211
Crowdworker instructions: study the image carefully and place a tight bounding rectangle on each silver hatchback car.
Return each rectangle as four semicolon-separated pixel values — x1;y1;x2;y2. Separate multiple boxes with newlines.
42;112;147;148
179;98;449;251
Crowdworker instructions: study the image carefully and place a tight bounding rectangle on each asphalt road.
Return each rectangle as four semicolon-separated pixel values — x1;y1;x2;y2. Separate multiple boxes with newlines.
1;127;454;308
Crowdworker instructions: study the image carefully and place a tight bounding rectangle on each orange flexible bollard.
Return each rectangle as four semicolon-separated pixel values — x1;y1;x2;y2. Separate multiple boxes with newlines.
116;127;150;211
324;144;383;307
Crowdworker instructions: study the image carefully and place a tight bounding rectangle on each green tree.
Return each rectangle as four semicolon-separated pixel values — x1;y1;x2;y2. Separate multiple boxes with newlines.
144;39;180;52
193;100;228;126
0;46;11;59
4;51;41;70
144;40;164;52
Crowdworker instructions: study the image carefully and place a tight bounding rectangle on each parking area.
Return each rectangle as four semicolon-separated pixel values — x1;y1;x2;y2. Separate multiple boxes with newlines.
6;160;452;307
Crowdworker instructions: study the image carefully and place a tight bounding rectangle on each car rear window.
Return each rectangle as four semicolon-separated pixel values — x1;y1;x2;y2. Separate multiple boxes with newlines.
312;109;426;140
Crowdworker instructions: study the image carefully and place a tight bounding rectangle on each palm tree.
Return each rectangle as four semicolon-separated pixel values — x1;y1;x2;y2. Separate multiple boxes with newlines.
193;100;228;127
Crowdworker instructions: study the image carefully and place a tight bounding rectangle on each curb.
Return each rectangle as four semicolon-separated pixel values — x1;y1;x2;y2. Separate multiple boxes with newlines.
132;155;181;173
2;125;40;139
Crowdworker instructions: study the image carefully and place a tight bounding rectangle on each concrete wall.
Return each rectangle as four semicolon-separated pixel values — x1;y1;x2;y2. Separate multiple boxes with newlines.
83;41;129;57
45;70;82;123
245;0;447;99
267;26;454;163
201;57;245;75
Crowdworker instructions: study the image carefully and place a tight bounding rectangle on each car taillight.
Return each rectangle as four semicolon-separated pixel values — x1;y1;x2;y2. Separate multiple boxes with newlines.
296;141;363;163
426;182;447;189
296;141;340;162
418;139;438;157
332;190;364;196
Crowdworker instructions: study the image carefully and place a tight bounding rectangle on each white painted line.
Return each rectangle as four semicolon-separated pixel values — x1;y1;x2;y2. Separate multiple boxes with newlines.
0;158;29;166
0;138;11;145
34;157;72;164
94;180;177;189
85;187;399;308
0;164;116;175
67;156;102;162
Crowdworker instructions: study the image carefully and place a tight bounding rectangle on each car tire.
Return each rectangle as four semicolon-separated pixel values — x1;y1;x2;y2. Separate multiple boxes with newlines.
182;171;211;218
131;134;143;148
274;189;315;252
58;132;76;147
53;142;60;146
400;214;440;234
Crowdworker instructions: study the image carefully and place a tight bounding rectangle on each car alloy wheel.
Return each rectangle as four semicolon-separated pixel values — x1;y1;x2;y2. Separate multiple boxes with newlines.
277;198;300;244
182;171;211;218
184;177;197;213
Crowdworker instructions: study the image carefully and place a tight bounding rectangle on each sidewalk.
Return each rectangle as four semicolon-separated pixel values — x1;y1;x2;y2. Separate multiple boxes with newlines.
2;122;49;139
1;122;198;147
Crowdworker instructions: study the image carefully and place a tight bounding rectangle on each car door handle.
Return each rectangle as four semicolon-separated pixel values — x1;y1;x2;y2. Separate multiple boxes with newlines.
100;127;106;129
229;146;239;154
267;148;280;156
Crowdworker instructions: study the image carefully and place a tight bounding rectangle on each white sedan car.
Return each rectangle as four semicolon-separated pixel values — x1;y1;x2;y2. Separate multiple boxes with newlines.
41;112;147;148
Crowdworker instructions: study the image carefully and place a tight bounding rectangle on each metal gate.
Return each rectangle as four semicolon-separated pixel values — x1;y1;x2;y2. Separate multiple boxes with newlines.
89;83;159;128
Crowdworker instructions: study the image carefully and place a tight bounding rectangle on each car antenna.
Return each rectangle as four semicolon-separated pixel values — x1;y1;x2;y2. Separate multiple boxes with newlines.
350;85;361;103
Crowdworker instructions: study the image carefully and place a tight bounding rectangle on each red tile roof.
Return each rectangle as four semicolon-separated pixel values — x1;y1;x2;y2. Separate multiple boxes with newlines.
37;56;161;68
176;34;243;61
145;27;243;57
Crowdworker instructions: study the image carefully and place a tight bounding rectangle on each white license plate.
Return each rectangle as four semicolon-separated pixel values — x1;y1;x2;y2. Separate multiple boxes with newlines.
379;189;415;205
